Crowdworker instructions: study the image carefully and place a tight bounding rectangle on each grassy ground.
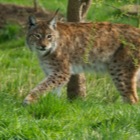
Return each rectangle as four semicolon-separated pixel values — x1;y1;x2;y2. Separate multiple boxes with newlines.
0;0;140;140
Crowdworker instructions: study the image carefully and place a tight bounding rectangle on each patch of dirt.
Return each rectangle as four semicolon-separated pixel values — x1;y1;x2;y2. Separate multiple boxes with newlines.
0;3;59;28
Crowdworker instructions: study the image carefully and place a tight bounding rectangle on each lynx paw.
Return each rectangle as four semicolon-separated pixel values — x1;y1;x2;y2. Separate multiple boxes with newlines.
22;99;30;106
23;94;37;106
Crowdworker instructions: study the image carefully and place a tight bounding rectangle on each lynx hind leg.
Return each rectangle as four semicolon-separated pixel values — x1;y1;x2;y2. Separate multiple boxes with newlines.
109;62;139;104
136;68;140;88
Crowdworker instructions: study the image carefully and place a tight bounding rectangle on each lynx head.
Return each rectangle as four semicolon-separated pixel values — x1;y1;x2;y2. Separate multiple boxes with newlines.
26;9;59;56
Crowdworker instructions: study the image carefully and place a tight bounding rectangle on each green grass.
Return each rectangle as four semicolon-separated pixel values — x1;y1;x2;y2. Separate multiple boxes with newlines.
0;0;140;139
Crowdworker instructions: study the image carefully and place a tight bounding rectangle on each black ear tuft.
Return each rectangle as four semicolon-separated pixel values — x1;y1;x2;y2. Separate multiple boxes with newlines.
28;15;36;27
54;8;60;16
49;8;60;29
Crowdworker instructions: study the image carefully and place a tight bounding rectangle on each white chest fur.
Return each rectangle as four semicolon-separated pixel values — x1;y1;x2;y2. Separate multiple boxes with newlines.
39;61;53;75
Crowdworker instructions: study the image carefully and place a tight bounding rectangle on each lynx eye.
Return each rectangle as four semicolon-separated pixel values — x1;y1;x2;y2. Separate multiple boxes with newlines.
33;34;41;39
46;34;52;40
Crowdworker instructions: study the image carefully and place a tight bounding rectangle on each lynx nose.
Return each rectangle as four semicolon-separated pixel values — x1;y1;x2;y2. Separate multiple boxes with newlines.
36;45;46;51
41;44;46;48
40;44;46;50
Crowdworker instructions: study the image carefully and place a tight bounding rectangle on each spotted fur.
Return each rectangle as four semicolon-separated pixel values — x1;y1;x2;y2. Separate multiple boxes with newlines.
24;14;140;105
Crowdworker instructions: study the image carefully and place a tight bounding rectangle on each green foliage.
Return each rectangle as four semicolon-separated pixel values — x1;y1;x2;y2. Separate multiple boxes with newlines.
88;0;138;26
0;0;140;139
0;23;21;43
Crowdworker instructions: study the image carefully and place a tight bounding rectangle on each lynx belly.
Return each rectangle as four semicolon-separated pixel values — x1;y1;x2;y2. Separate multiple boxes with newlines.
70;62;107;74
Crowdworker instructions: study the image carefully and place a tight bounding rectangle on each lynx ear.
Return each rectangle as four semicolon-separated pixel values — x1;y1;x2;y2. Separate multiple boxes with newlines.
49;8;59;29
28;15;36;27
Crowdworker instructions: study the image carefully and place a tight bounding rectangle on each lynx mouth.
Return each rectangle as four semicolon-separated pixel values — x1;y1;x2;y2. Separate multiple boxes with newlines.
43;49;51;56
36;47;52;56
36;47;46;51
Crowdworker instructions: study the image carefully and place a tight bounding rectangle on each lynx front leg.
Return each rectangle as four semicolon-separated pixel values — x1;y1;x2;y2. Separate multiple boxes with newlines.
23;72;70;105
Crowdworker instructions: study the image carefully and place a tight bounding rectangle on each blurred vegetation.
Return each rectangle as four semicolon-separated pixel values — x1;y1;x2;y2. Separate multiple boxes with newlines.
0;0;140;140
0;24;21;43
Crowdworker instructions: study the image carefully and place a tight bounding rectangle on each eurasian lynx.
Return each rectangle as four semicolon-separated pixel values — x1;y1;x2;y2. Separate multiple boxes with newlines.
24;12;140;105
